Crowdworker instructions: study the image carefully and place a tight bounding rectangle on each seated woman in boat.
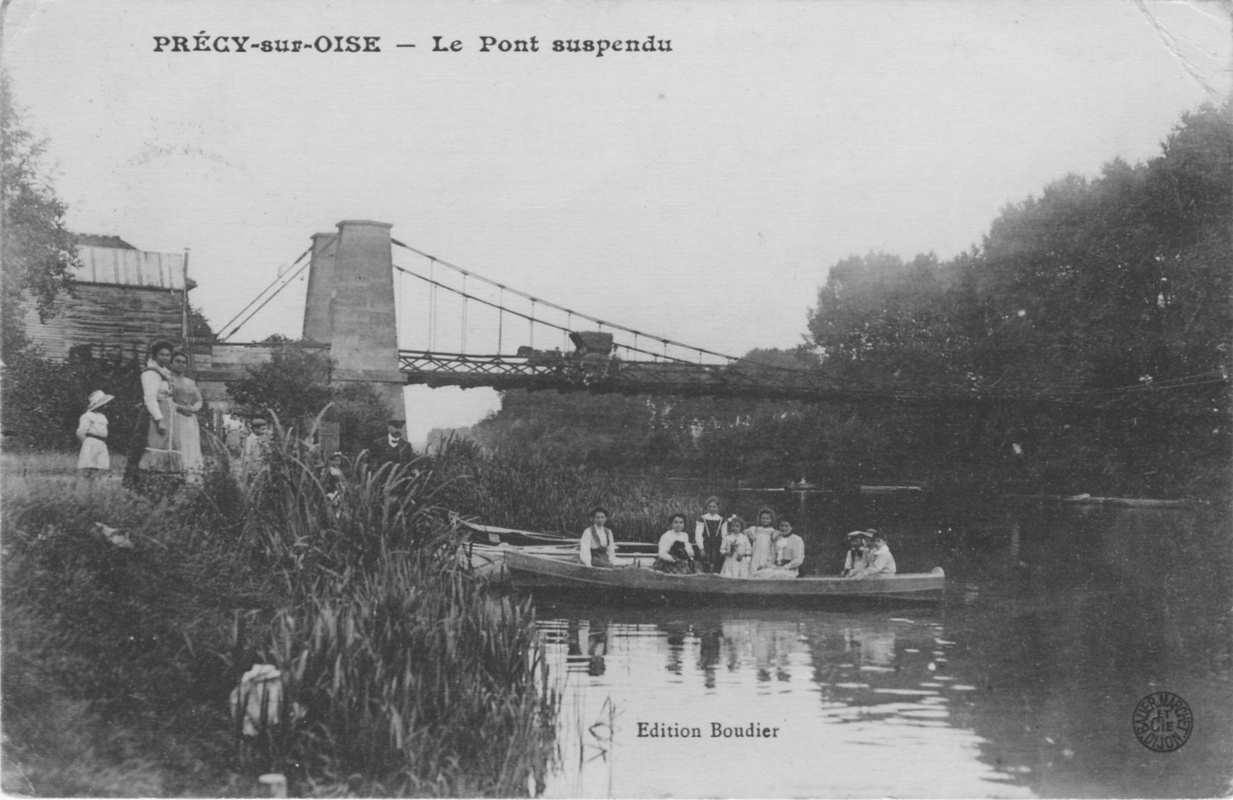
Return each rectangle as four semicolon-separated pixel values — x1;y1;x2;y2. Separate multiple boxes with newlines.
719;515;752;578
747;507;778;572
848;532;896;579
694;496;727;573
579;506;618;568
653;513;698;574
841;530;873;577
753;518;805;579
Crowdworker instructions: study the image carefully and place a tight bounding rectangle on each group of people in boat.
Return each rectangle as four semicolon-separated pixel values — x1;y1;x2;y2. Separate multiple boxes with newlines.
577;496;896;579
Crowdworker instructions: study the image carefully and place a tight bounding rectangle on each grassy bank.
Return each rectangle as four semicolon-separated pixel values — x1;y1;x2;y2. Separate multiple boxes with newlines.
0;441;557;796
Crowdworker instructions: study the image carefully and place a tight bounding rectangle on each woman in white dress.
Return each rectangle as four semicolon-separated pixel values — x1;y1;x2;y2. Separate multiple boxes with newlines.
168;351;205;484
76;390;113;478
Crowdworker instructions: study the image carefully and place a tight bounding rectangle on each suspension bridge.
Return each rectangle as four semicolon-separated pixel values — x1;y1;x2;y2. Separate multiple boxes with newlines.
192;219;1226;420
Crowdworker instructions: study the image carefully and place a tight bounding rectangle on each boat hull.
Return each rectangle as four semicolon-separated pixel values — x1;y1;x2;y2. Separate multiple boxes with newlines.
504;550;945;605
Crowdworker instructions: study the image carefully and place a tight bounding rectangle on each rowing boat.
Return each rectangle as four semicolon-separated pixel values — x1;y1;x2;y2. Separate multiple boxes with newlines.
503;550;945;605
454;519;658;580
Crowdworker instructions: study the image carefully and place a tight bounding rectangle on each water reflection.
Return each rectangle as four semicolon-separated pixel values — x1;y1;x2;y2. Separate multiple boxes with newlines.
537;605;1019;798
532;501;1231;798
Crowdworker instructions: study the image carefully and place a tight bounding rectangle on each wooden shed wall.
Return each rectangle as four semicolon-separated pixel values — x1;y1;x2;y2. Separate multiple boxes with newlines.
22;284;186;361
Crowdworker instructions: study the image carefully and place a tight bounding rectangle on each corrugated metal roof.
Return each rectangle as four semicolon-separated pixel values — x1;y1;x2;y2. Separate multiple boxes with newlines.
76;245;186;290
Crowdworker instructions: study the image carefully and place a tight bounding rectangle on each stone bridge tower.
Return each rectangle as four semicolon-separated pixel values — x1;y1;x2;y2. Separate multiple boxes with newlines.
302;220;405;422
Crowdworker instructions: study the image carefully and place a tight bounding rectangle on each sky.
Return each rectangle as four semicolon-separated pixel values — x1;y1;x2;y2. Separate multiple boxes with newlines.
3;0;1230;443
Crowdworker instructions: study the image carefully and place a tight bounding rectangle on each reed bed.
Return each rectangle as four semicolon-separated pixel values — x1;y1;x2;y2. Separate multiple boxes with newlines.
2;432;561;796
256;557;558;795
433;440;699;542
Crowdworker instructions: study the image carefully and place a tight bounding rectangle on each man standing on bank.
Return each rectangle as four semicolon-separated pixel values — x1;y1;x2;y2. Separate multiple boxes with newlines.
369;419;415;470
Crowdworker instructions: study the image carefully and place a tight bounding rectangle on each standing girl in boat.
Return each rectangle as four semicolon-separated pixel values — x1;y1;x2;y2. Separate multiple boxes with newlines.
579;506;617;568
754;518;806;578
719;515;752;577
747;507;777;573
694;496;727;573
654;513;698;574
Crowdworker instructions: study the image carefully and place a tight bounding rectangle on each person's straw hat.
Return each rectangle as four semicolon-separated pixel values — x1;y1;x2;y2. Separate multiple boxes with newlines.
86;390;114;411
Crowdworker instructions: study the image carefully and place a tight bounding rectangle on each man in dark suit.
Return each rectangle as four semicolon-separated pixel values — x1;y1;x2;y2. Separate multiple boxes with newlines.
368;419;415;470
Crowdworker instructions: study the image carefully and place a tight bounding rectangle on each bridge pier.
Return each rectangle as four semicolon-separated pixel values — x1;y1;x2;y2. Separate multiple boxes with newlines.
303;220;405;423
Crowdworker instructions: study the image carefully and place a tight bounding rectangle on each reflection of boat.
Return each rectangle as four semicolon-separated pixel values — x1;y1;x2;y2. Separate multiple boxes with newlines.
505;551;945;604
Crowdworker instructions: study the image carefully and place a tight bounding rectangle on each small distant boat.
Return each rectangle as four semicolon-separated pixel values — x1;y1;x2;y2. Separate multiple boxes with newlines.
503;550;945;605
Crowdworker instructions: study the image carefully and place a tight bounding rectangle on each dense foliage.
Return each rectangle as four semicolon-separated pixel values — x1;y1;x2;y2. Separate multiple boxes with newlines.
0;71;79;357
473;105;1232;498
2;438;559;796
0;349;145;452
225;337;391;453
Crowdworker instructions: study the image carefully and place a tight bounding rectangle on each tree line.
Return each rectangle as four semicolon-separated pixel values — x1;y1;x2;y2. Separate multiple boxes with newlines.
472;104;1231;499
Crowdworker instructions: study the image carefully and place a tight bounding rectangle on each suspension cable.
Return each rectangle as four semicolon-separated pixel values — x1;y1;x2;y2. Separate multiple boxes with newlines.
429;258;437;352
223;254;313;340
393;240;738;364
218;245;313;339
393;263;697;363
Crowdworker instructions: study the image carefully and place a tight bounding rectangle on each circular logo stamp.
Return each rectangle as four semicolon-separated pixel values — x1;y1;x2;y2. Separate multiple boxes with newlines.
1132;692;1193;752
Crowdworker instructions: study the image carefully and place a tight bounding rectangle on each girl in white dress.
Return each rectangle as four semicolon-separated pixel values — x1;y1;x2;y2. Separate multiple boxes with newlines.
747;507;777;573
719;515;752;578
76;390;113;478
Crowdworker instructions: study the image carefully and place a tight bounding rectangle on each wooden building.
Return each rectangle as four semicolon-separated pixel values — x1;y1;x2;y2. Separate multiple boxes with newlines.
22;234;190;362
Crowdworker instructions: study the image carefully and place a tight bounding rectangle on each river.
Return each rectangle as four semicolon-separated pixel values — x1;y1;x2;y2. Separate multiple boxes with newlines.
529;495;1232;798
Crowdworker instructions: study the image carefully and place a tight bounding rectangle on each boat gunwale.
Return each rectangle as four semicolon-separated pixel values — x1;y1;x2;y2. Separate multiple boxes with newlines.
503;550;944;599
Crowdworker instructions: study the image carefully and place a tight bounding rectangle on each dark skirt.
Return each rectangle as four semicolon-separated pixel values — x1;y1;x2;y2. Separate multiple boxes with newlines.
653;558;697;575
584;550;614;569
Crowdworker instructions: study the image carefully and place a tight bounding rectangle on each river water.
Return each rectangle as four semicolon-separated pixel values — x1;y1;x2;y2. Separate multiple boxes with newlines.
530;495;1232;798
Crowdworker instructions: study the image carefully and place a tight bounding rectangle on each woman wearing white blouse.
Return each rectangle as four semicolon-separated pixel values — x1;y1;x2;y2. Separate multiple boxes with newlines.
136;341;182;474
169;351;205;484
579;507;617;568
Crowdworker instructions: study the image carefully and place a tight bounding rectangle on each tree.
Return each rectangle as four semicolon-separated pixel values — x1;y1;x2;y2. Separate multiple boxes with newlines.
224;338;390;453
226;339;334;424
0;69;78;357
0;348;144;451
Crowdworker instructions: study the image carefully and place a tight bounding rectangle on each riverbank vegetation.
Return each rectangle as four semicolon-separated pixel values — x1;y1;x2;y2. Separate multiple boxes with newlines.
433;439;695;542
1;434;558;796
472;105;1232;501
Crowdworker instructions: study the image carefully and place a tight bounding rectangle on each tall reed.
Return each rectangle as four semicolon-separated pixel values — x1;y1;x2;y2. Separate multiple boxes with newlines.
242;415;445;596
237;421;559;795
433;440;701;542
255;556;558;795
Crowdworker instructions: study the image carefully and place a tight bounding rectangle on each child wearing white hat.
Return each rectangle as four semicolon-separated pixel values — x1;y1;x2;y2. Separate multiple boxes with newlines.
77;390;114;478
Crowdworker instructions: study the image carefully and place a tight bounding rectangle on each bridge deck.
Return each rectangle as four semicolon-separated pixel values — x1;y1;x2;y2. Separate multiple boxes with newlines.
398;350;1033;406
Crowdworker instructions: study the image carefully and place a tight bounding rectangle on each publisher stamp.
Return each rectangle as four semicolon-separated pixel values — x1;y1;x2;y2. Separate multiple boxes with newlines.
1132;692;1193;752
